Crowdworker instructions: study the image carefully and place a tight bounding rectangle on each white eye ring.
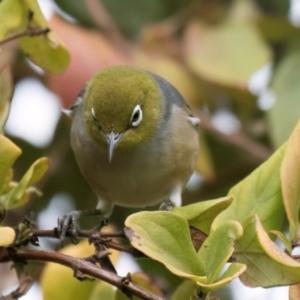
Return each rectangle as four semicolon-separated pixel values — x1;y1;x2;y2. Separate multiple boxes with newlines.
131;105;143;127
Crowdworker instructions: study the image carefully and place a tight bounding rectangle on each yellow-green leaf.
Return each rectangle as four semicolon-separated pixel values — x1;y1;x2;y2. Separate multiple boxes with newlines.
19;0;70;73
212;144;286;233
268;42;300;147
125;211;206;282
0;226;15;246
0;68;13;132
281;120;300;241
89;281;115;300
198;221;243;285
173;197;233;234
1;157;49;209
270;230;292;253
0;0;27;39
234;215;300;287
184;20;271;88
171;280;197;300
0;135;21;195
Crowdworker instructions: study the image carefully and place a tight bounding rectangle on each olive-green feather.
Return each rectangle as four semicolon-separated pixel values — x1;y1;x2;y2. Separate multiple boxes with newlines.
83;66;163;148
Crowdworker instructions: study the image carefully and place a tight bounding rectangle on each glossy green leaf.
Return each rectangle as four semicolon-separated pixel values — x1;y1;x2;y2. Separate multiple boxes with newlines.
281;120;300;241
212;144;286;233
0;226;15;246
1;157;49;209
0;135;21;195
114;273;164;300
0;68;13;132
172;197;233;234
268;41;300;147
234;215;300;287
269;230;292;253
125;211;207;282
184;20;271;88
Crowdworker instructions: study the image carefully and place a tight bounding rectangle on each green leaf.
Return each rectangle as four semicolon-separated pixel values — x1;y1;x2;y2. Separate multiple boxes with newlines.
234;215;300;287
125;211;207;282
19;0;70;73
184;20;272;88
89;281;115;300
269;230;292;253
198;221;243;284
0;68;13;132
114;273;164;300
0;135;21;195
1;157;49;209
0;226;16;246
171;280;197;300
212;144;286;233
172;197;233;234
0;0;27;39
281;120;300;241
268;40;300;147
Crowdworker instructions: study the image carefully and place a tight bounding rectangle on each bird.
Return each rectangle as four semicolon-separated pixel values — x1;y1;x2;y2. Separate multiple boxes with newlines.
61;66;199;239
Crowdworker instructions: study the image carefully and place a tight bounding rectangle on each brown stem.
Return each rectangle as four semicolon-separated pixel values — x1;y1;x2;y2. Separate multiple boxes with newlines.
194;109;272;161
0;27;50;46
0;248;164;300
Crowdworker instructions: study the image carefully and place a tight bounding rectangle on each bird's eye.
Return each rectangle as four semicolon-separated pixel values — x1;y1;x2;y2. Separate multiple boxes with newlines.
130;105;143;127
91;107;102;130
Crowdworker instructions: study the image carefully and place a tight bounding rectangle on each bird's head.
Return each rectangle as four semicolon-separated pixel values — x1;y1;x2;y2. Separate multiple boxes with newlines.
83;66;163;162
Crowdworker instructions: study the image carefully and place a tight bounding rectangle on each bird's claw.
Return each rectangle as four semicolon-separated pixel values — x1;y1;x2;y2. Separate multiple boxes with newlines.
57;210;81;244
159;200;175;211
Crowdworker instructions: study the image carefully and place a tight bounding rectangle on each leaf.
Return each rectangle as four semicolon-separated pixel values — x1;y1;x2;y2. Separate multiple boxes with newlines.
114;273;164;300
281;120;300;241
0;0;27;39
269;230;292;253
0;135;21;195
0;68;13;132
290;284;300;300
125;211;207;282
184;20;271;88
19;0;70;73
198;221;243;284
1;157;49;209
172;197;233;234
212;144;286;233
89;281;115;300
171;280;197;300
0;226;16;246
268;41;300;147
234;215;300;288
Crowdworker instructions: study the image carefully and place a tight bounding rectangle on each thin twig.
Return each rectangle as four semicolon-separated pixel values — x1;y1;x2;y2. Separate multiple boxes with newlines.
84;0;132;55
0;27;50;46
0;249;164;300
194;109;272;161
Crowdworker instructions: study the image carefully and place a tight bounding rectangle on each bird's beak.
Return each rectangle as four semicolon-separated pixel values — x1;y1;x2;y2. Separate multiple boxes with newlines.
106;131;123;162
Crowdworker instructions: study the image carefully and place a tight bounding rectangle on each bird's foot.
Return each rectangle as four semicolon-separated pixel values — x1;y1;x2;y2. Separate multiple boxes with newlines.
57;209;103;244
159;200;175;211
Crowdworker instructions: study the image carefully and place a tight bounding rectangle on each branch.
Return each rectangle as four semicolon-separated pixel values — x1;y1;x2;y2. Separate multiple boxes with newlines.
194;109;272;162
0;27;50;46
0;248;164;300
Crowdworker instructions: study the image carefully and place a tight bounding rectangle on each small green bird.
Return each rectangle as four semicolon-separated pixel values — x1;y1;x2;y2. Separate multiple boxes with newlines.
65;66;199;219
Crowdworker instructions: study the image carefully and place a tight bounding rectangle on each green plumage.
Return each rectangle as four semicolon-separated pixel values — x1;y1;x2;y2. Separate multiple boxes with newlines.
68;66;199;215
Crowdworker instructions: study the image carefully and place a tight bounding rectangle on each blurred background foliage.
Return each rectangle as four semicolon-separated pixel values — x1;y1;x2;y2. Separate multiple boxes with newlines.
1;0;299;299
